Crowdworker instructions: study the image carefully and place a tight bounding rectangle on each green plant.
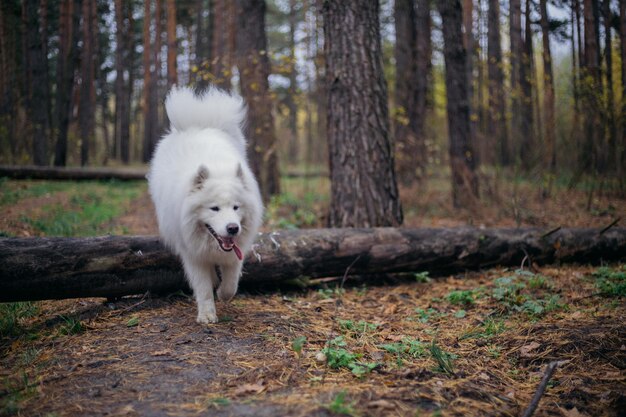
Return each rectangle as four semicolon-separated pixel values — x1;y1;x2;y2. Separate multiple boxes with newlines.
324;391;357;416
379;337;425;366
321;336;378;377
291;336;306;357
414;271;431;283
413;308;446;323
206;397;231;408
454;309;467;318
491;271;567;317
592;266;626;297
126;316;139;327
317;287;345;300
446;290;476;305
338;319;378;335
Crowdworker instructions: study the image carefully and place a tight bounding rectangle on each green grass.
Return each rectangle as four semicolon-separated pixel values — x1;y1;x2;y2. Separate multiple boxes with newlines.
3;180;144;237
0;302;39;338
1;372;36;416
265;173;330;229
460;318;506;340
0;178;73;206
57;315;85;335
430;341;456;375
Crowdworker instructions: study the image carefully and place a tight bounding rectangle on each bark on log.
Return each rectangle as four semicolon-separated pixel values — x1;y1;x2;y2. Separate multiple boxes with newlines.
0;165;148;181
0;165;325;181
0;227;624;302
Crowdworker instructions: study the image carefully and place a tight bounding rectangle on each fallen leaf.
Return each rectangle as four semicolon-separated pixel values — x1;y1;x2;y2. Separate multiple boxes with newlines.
520;341;541;357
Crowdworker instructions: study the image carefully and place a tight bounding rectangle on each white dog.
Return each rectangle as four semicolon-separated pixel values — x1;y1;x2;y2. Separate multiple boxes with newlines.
148;86;263;324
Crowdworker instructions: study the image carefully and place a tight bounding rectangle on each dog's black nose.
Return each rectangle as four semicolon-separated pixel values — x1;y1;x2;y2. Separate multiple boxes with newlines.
226;223;240;236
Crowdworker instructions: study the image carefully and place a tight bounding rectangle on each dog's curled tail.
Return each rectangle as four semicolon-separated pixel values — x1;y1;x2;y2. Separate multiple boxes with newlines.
165;85;247;146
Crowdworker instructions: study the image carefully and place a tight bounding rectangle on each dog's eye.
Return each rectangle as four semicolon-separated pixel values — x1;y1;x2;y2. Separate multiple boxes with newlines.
233;205;239;211
210;206;220;212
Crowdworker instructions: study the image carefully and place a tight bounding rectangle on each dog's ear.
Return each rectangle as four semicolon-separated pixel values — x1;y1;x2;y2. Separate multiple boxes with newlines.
192;165;209;190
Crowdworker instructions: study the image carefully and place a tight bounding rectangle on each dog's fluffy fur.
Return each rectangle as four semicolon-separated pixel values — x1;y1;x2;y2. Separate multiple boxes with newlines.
148;86;263;324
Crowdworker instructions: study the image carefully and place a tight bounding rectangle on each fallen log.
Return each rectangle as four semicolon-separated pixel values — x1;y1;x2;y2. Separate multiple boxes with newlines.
1;227;624;302
0;165;148;181
0;165;326;181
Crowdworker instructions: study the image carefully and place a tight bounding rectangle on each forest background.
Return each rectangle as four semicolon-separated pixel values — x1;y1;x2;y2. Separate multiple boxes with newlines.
0;0;625;219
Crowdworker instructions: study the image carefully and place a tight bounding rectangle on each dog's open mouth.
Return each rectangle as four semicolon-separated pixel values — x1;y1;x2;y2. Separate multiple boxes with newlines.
205;223;243;260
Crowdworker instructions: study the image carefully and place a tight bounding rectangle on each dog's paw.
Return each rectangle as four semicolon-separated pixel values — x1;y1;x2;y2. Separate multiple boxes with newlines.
196;312;218;324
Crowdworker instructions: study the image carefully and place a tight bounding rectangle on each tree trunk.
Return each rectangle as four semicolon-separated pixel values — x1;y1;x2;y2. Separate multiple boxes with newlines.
519;0;535;171
487;0;508;167
323;0;403;227
194;0;214;91
539;0;556;171
53;0;79;167
236;0;281;201
0;1;20;164
150;0;163;140
211;0;232;90
2;227;625;302
509;0;523;162
23;0;50;166
0;164;148;180
395;0;431;183
393;0;426;184
142;0;153;163
286;0;299;164
620;0;626;175
415;0;432;136
603;0;616;172
462;0;476;165
438;0;479;208
581;0;601;172
78;0;96;167
114;0;132;164
166;0;177;88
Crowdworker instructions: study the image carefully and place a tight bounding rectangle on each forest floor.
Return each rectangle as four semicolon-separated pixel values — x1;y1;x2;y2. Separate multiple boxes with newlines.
0;173;625;417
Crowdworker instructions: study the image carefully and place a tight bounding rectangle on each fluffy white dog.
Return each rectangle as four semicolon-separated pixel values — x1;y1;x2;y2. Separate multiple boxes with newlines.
148;86;263;324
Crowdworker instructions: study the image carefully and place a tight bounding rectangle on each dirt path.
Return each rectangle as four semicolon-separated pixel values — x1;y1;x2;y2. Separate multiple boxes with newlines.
1;266;624;416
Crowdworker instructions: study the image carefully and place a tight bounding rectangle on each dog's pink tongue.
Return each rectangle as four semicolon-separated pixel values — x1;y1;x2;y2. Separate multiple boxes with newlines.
233;244;243;260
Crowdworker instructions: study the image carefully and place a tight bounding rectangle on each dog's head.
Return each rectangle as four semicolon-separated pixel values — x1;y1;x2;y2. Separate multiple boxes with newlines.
182;164;252;260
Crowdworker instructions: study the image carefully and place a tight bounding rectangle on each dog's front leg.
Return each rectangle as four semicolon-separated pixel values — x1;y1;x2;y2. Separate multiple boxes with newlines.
216;262;243;302
183;259;219;324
